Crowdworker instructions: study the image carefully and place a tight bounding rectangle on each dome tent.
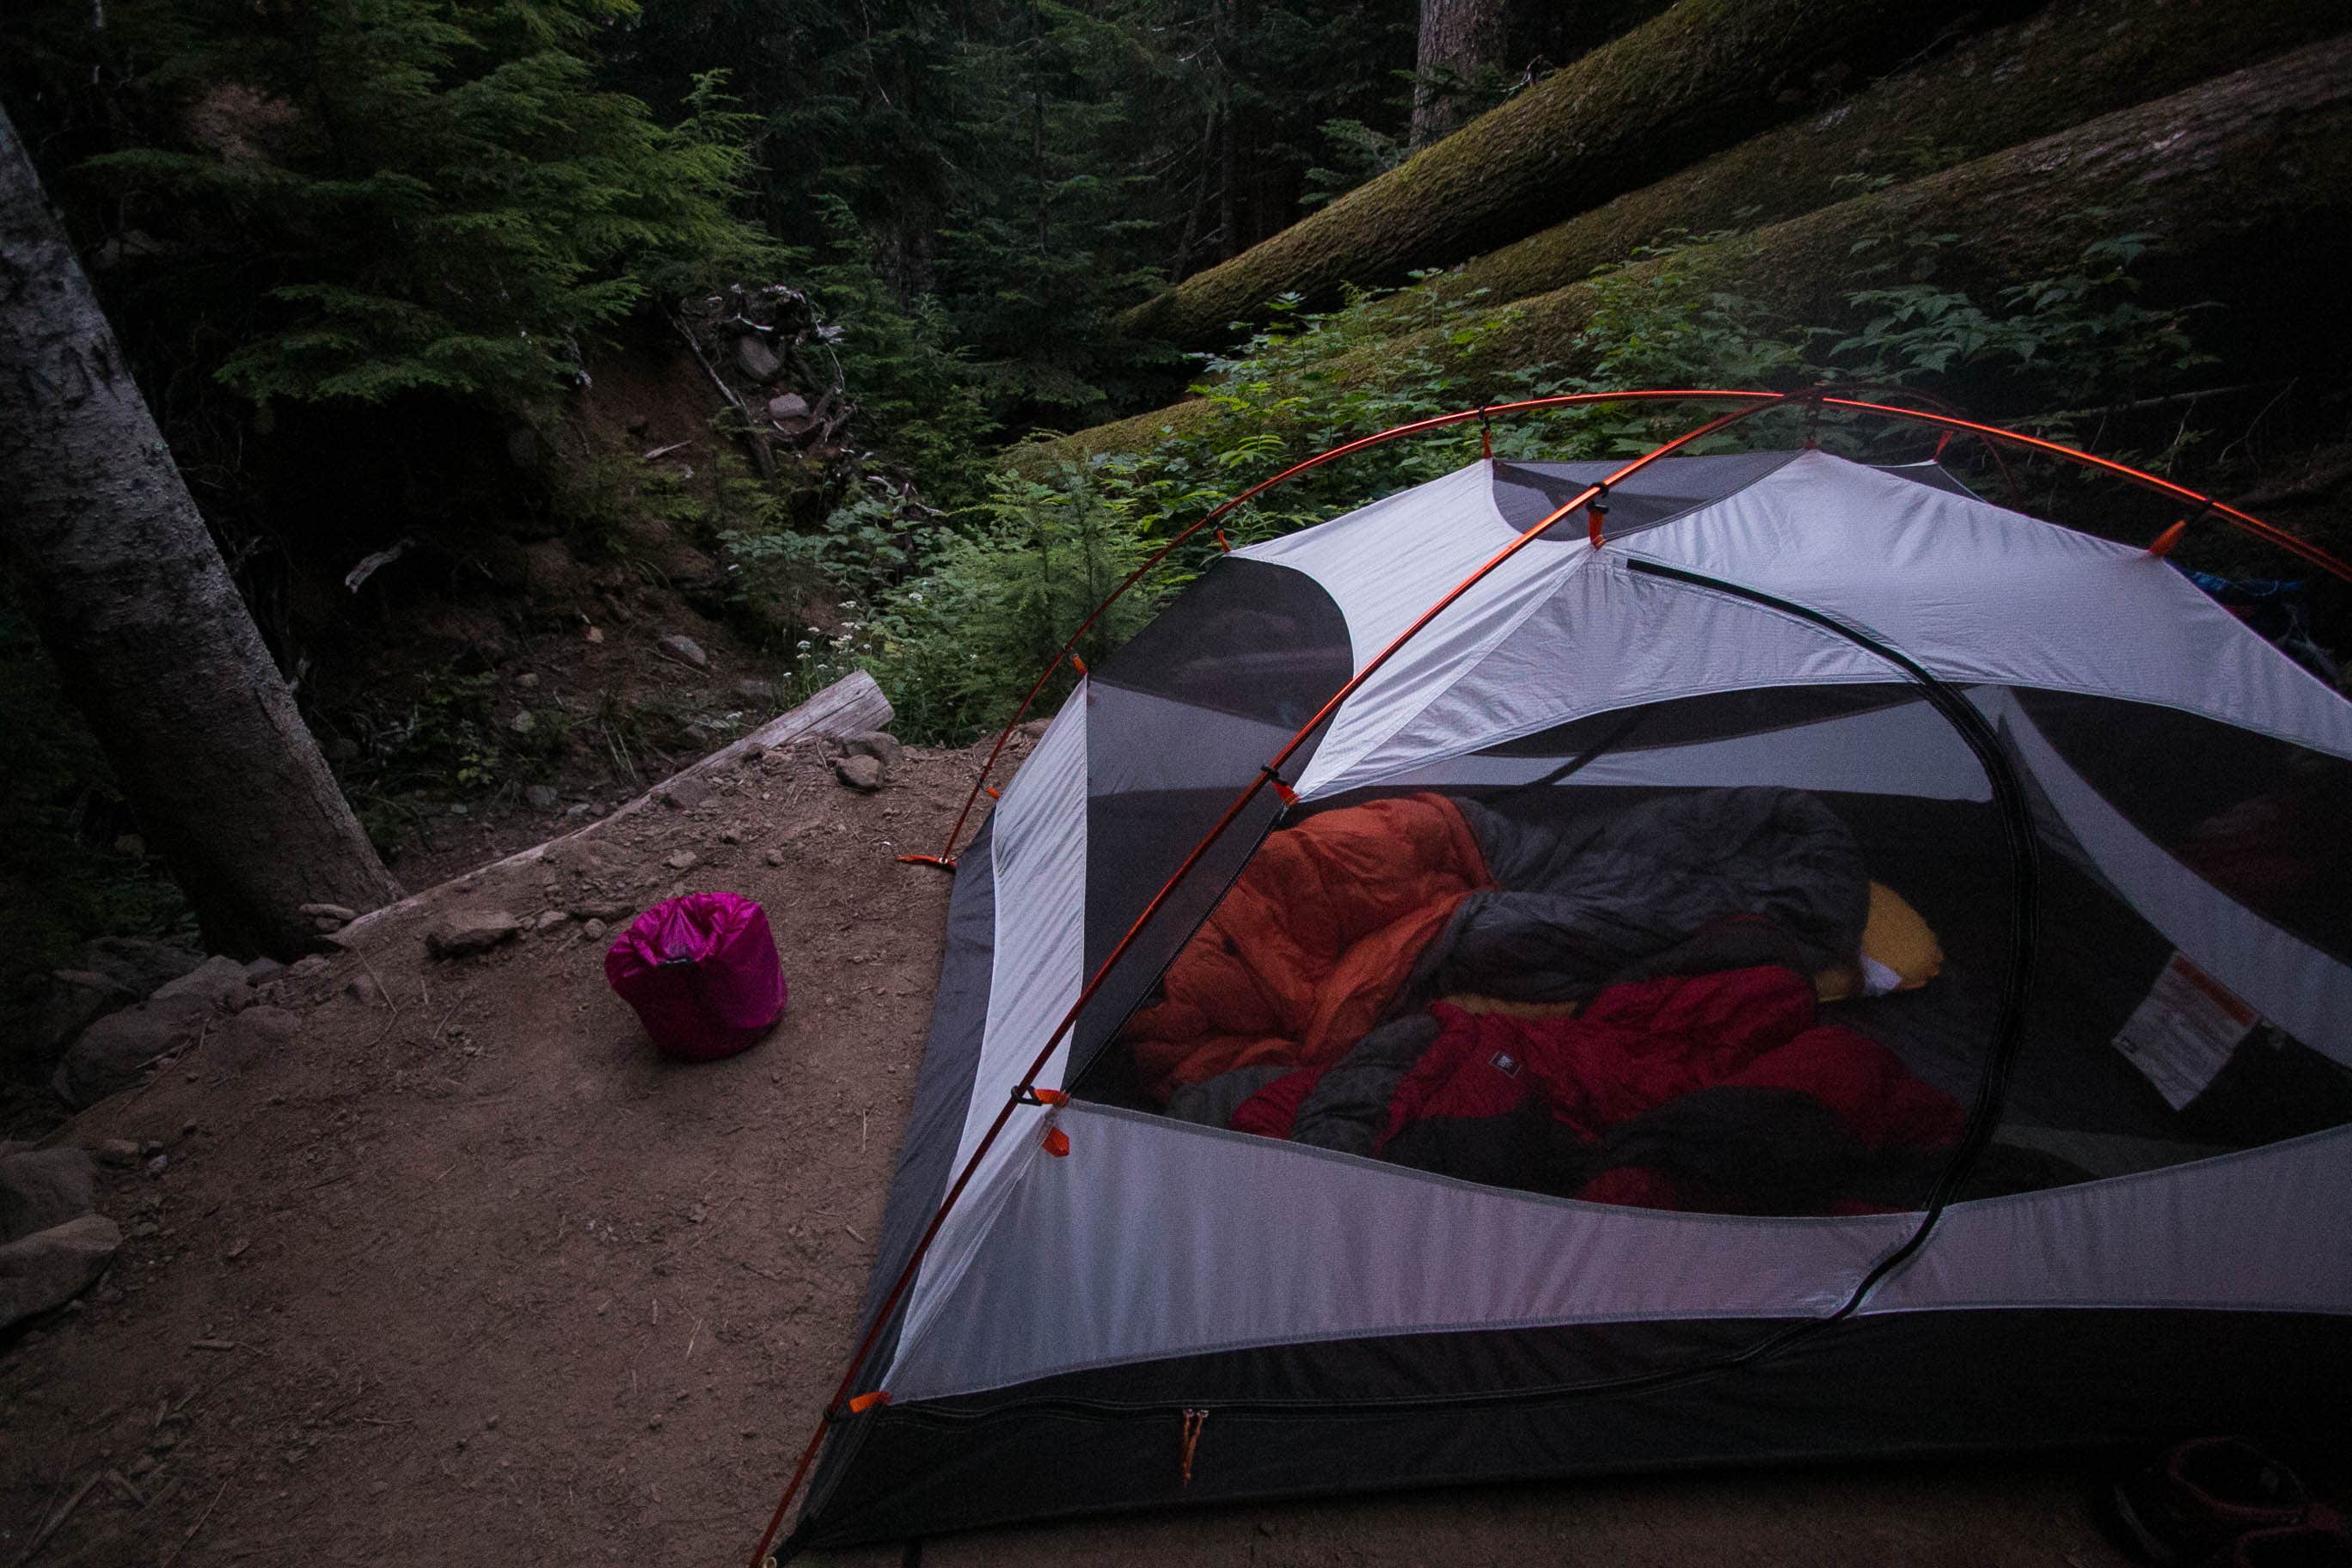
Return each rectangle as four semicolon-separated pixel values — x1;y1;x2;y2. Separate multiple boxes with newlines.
753;395;2352;1562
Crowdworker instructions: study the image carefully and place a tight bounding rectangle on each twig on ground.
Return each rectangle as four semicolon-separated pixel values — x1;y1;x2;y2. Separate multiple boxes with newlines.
20;1472;101;1563
156;1479;228;1568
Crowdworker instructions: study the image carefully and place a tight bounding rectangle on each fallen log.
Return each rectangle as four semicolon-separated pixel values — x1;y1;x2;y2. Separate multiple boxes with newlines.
1117;0;2006;350
1399;0;2343;330
1033;36;2352;465
334;671;891;954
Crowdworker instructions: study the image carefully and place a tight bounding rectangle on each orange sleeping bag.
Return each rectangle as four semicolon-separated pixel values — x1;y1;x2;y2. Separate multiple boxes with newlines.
1125;793;1494;1101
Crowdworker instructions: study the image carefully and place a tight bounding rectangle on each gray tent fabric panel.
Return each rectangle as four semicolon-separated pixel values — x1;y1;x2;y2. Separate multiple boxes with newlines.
801;814;996;1515
1865;1122;2352;1315
1364;673;1992;800
882;1103;1909;1403
883;1103;2352;1406
1490;450;1799;536
1986;689;2352;1063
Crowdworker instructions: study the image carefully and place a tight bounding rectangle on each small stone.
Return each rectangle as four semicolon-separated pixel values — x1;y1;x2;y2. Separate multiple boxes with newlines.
181;1121;199;1139
0;1215;122;1331
243;957;285;983
533;910;570;934
658;776;710;812
94;1138;142;1168
505;710;536;736
113;833;145;857
342;973;384;1007
224;1238;250;1260
446;803;468;817
763;849;783;867
664;851;697;872
764;392;810;423
839;731;902;769
833;755;885;793
733;335;781;383
585;626;603;645
484;1414;500;1430
719;827;741;844
581;920;609;940
735;677;776;705
658;634;708;670
426;911;522;960
297;903;357;928
144;1155;168;1177
646;1413;664;1430
516;672;540;689
525;784;560;811
285;955;331;982
569;898;630;922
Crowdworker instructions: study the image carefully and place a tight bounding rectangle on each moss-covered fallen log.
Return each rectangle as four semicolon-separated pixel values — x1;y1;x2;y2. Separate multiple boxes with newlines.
1117;0;2005;350
1033;34;2352;466
1404;0;2344;326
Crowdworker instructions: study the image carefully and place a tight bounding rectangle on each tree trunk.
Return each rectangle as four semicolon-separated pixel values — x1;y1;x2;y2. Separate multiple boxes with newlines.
0;105;401;958
1118;0;2008;350
1411;0;1514;150
1387;0;2345;335
1031;36;2352;465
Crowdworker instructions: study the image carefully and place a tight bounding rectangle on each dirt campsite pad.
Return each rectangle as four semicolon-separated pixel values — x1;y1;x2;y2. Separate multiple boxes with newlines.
0;726;2135;1567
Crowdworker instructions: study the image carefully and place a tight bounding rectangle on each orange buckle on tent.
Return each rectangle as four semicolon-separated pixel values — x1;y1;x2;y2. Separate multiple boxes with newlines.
897;854;958;872
2147;518;2190;558
846;1391;891;1415
1010;1085;1070;1107
984;783;1001;799
1069;653;1089;677
1041;1126;1071;1158
1259;764;1299;806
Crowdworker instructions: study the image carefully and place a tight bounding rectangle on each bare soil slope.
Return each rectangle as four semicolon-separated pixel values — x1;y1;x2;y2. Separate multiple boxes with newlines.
2;735;2134;1568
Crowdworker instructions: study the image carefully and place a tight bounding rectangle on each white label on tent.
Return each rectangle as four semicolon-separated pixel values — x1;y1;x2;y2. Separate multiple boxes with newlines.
2110;952;2260;1111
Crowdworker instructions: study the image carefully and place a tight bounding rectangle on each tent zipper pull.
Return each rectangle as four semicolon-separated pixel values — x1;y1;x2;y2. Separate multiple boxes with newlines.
1179;1408;1209;1486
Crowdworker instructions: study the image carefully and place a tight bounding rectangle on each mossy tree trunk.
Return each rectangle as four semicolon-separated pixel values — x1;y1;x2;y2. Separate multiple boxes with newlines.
0;105;402;958
1121;0;2008;349
1393;0;2344;329
1037;36;2352;464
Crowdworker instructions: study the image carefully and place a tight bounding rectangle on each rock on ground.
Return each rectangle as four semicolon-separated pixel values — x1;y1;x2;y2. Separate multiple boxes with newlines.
54;993;214;1106
152;954;255;1013
658;633;709;669
0;1215;121;1331
834;753;885;792
0;1148;95;1242
427;911;523;960
839;731;903;769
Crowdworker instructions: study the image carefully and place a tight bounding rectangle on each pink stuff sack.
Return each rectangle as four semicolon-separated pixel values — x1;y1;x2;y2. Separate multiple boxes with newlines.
604;892;787;1063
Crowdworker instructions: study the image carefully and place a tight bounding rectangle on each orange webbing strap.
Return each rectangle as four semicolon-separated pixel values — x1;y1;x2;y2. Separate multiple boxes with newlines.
846;1391;891;1415
1179;1409;1209;1485
896;854;957;871
1069;653;1088;677
1258;764;1298;806
2147;519;2190;558
1478;405;1494;459
1586;481;1610;548
1215;528;1232;553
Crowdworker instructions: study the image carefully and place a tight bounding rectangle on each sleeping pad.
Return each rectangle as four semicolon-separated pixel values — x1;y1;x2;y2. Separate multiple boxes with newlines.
1126;786;1870;1100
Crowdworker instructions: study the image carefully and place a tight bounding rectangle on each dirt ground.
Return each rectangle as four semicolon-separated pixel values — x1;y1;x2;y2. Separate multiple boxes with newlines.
0;732;2139;1568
